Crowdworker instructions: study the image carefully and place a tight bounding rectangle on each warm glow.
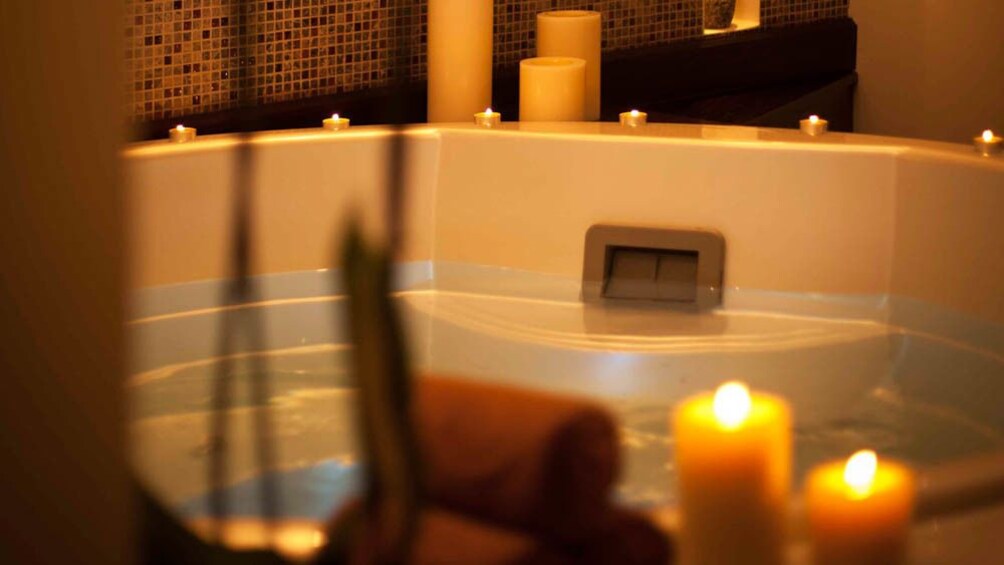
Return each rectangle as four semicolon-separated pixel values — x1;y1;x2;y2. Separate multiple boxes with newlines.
809;115;820;125
176;124;186;131
984;129;995;142
630;109;640;117
485;107;494;116
713;381;752;429
844;450;878;498
332;113;340;121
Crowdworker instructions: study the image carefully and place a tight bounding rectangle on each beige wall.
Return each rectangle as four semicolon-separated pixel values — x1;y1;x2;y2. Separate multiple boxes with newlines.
0;2;130;564
851;1;1004;142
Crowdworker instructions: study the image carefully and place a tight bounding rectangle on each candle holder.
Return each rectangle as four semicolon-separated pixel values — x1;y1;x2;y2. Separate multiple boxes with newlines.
168;125;197;143
474;108;502;128
974;130;1002;156
800;115;829;137
619;110;648;127
323;114;350;131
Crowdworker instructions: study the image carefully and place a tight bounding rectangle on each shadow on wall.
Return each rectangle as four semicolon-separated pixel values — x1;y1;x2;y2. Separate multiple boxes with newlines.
851;0;1004;142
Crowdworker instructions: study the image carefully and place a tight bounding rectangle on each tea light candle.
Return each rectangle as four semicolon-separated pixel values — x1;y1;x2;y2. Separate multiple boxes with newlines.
619;109;647;127
519;57;586;122
474;108;501;128
974;129;1002;156
800;115;829;136
322;114;350;131
806;450;916;565
537;10;602;121
169;124;196;143
673;382;792;565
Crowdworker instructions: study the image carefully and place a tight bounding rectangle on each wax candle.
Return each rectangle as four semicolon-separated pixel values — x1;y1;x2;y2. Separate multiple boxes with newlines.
673;382;792;565
800;115;828;136
519;57;586;122
427;0;493;122
322;113;350;131
537;10;602;121
619;109;647;127
474;108;502;128
806;450;916;565
168;124;196;143
974;129;1002;156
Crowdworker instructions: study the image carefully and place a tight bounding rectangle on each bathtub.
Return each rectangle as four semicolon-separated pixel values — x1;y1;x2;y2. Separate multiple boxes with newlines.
125;123;1004;562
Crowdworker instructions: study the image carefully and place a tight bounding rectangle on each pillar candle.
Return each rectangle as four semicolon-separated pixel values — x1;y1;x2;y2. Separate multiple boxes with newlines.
806;450;916;565
519;57;586;122
427;0;493;122
537;10;601;121
673;382;792;565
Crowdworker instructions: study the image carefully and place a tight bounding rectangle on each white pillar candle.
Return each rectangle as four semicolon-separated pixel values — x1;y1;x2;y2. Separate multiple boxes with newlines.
427;0;493;122
800;115;829;136
806;451;916;565
168;124;196;143
619;109;647;127
673;382;792;565
537;10;602;121
474;108;502;128
974;129;1002;156
322;113;350;131
519;57;586;122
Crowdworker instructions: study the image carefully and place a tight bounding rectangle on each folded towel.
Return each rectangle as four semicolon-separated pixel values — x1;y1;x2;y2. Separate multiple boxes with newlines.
415;376;620;545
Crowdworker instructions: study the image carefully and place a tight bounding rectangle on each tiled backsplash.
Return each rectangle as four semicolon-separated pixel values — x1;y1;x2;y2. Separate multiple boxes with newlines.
125;0;849;122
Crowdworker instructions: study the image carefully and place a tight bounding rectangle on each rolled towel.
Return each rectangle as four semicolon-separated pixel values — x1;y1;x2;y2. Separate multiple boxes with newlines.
576;509;674;565
413;508;573;565
415;376;620;545
321;503;572;565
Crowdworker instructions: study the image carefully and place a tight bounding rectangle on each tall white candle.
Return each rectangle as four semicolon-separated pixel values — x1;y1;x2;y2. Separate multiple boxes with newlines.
673;382;792;565
537;10;602;121
427;0;493;122
519;57;586;122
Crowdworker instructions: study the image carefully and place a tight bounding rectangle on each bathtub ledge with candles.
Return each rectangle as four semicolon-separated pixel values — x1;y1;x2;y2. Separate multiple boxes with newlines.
125;120;1004;564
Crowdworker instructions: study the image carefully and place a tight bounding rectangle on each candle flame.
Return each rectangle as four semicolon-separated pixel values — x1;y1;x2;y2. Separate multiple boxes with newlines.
176;124;186;132
809;115;820;125
332;113;340;121
630;109;640;117
983;130;995;142
844;450;878;498
485;108;494;116
713;381;752;429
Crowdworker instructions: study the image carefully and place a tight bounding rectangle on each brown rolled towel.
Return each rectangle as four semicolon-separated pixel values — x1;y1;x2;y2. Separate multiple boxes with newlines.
412;509;573;565
576;509;674;565
321;503;573;565
415;376;620;545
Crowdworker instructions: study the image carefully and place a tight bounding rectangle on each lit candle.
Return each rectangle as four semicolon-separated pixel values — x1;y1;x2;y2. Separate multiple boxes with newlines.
974;129;1002;156
519;57;586;122
168;124;197;143
427;0;493;122
537;10;602;121
619;109;648;127
806;450;916;565
673;382;792;565
474;107;502;128
322;113;350;131
800;115;829;136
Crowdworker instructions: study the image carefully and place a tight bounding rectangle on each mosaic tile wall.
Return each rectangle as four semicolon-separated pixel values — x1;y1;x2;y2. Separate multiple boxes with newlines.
125;0;849;122
761;0;848;27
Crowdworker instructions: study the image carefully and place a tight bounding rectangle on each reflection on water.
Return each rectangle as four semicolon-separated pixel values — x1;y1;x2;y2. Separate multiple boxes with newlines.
129;266;1004;519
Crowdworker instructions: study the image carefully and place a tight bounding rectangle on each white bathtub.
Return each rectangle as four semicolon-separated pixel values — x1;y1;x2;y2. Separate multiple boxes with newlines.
125;123;1004;563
